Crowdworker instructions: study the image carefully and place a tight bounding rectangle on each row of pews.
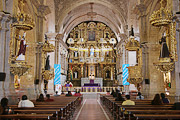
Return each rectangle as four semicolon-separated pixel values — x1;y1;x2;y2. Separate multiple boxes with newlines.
0;96;83;120
100;94;180;120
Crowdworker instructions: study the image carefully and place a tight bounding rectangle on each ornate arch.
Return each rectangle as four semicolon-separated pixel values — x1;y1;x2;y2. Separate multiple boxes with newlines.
72;65;81;79
103;66;111;80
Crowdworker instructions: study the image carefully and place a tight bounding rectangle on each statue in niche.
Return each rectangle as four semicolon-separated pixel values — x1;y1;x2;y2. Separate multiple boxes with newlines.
129;25;134;37
159;34;170;58
75;32;78;38
90;46;94;56
106;70;110;78
45;55;50;70
105;33;109;38
45;34;48;42
16;32;27;61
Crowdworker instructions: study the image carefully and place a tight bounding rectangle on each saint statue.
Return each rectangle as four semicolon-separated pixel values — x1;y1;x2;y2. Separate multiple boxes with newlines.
16;32;27;61
45;55;50;70
90;46;94;56
45;34;48;43
129;25;134;37
159;35;170;58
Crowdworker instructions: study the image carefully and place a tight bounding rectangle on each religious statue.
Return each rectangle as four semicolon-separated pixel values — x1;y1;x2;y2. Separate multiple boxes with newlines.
45;34;48;42
129;25;134;37
16;32;27;61
159;35;170;58
90;46;94;56
45;55;50;70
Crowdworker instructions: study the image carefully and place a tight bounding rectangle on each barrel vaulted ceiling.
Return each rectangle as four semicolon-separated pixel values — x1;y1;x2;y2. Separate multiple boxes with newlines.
53;0;130;40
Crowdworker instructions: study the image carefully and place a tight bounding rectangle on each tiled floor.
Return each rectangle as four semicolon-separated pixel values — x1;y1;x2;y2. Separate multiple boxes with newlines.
73;99;113;120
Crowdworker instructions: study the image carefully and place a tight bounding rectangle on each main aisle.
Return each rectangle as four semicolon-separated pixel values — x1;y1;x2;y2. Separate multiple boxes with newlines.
73;95;113;120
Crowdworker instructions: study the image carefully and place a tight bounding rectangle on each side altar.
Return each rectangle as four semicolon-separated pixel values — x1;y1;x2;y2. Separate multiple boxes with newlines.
81;78;103;87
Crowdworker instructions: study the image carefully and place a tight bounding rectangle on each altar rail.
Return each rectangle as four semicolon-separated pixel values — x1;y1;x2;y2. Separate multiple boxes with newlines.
62;87;119;92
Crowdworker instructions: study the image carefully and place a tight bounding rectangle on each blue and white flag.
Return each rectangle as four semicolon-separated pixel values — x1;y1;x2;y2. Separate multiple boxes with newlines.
122;64;130;85
54;64;61;85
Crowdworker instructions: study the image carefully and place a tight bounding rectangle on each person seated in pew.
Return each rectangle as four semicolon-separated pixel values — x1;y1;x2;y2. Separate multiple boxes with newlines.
0;98;14;115
110;89;114;95
54;91;60;96
122;95;135;105
151;94;162;105
74;91;81;96
173;102;180;110
18;95;34;107
115;93;125;102
161;93;169;104
45;94;54;102
136;92;144;100
66;91;72;96
113;89;119;97
36;94;45;102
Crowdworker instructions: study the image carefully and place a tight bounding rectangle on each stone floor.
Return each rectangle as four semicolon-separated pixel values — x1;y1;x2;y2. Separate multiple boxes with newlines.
72;93;113;120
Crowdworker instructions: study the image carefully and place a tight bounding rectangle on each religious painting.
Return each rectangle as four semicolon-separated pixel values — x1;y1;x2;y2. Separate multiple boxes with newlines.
88;31;95;41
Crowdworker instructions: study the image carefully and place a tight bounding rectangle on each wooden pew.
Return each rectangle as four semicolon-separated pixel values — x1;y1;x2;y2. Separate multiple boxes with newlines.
0;114;53;120
10;96;81;120
127;110;180;120
14;109;60;120
134;114;180;120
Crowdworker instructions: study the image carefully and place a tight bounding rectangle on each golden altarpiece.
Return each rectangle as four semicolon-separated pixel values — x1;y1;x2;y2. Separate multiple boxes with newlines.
67;21;117;86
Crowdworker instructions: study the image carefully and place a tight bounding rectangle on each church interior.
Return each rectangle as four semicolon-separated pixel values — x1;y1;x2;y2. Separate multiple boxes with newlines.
0;0;180;119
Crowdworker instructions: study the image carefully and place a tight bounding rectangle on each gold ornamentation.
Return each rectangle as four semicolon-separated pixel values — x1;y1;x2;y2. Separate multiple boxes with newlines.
125;37;140;51
169;22;178;61
10;61;32;76
9;0;34;76
150;0;172;26
153;61;175;73
12;13;35;30
127;66;143;84
42;40;55;52
42;69;54;80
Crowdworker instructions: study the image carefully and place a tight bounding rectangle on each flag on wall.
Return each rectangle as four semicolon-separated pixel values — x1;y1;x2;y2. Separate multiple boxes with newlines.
54;64;61;85
122;64;130;85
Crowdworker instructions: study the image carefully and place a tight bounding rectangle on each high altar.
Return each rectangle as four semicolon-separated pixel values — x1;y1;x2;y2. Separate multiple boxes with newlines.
81;78;103;87
67;21;117;87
